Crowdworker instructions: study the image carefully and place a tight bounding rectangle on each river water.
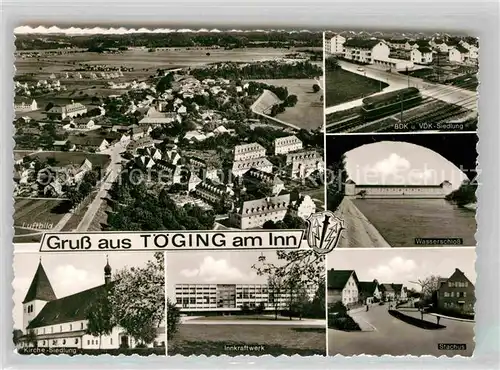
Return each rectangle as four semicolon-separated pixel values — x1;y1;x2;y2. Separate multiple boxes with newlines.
351;198;476;247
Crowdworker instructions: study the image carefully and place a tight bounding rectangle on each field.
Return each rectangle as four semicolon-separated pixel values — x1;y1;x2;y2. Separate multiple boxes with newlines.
251;78;323;130
326;68;388;107
27;151;111;169
168;324;326;356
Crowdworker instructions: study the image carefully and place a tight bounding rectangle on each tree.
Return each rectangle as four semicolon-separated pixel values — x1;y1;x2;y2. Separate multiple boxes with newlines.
12;329;23;346
262;220;276;229
266;275;285;319
285;94;298;107
411;275;442;303
25;329;38;348
167;298;180;340
291;284;310;320
312;84;320;93
240;303;251;314
255;301;266;315
85;288;114;349
44;102;54;112
109;253;165;347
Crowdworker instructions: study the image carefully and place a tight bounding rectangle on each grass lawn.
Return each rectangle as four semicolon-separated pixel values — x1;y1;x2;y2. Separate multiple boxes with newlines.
168;324;326;356
326;106;362;125
251;79;323;130
28;151;111;169
14;198;69;227
325;68;388;107
190;315;294;321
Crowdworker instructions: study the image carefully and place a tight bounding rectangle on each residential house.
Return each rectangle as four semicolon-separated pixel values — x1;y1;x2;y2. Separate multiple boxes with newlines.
68;136;109;153
328;34;346;54
385;38;412;50
128;136;155;153
230;194;290;229
327;269;360;308
449;44;471;64
233;143;266;162
358;281;382;305
14;98;38;112
410;47;433;64
137;147;162;161
232;157;273;177
343;39;390;64
379;283;398;302
274;135;303;155
138;107;177;127
18;260;164;350
436;268;475;314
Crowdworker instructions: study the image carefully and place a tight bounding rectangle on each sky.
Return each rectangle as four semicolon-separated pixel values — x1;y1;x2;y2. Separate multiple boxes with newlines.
166;251;282;299
326;247;476;291
345;141;468;191
12;252;161;331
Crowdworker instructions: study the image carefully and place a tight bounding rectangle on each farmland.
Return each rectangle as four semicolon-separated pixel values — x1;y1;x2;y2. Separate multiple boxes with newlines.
27;151;111;169
251;78;323;130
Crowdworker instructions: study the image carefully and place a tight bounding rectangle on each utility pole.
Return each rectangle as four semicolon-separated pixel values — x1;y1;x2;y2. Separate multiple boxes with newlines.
400;92;404;124
406;66;410;87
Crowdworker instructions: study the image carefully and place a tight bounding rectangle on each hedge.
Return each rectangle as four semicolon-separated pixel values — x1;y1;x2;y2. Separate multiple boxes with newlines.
388;310;445;330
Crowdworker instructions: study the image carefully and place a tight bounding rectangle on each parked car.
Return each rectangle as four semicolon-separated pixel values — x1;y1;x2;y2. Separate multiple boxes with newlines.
357;67;365;72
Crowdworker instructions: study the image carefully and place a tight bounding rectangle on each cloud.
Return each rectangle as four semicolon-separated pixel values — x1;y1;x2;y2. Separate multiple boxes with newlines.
371;153;411;176
180;256;256;283
51;264;103;298
367;257;418;283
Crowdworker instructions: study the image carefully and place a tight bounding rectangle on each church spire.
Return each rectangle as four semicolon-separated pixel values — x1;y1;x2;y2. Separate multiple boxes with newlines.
23;260;57;303
104;255;112;285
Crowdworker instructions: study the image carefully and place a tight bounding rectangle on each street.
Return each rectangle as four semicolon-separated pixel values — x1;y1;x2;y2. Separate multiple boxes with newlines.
325;60;477;114
329;303;474;357
75;141;126;231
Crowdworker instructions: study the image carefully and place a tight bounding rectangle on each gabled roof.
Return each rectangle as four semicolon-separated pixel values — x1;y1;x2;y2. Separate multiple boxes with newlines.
27;283;114;329
327;269;358;290
454;45;470;54
23;262;57;304
418;47;432;54
358;281;379;295
344;38;382;49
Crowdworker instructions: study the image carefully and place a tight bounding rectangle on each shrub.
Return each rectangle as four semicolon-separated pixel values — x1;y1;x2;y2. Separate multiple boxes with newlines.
329;301;348;315
328;313;361;331
167;298;181;340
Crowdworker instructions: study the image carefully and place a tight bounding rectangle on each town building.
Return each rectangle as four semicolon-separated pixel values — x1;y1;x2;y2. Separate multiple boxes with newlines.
128;136;155;153
18;259;165;350
410;47;433;64
14;98;38;112
385;39;412;50
287;150;323;180
327;269;359;308
273;135;303;155
344;180;452;198
379;283;396;301
68;136;109;153
431;38;455;53
174;283;316;313
46;102;87;120
343;39;390;64
243;168;285;195
358;281;382;305
328;34;346;54
232;157;273;177
194;181;234;205
449;45;472;64
289;194;316;220
233;143;266;162
436;268;475;314
230;194;291;229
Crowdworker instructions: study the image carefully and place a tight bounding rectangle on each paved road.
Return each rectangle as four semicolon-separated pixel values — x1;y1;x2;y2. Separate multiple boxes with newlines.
325;61;477;114
75;141;126;231
329;304;474;356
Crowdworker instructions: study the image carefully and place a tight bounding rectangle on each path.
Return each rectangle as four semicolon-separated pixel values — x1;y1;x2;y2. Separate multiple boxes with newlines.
329;304;474;356
75;142;126;232
333;197;392;248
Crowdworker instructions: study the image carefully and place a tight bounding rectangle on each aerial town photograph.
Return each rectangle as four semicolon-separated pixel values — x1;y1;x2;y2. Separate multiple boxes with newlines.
326;248;475;357
166;250;326;356
324;30;478;133
12;28;325;243
13;252;165;355
326;133;477;248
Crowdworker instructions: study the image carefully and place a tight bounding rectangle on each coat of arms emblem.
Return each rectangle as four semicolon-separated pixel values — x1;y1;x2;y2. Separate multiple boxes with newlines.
305;211;345;254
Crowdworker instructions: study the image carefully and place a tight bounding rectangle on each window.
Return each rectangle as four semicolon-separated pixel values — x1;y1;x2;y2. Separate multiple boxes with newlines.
464;292;467;297
60;325;62;332
448;282;453;288
75;339;79;345
53;340;57;345
69;324;72;331
444;292;449;297
63;339;66;345
87;340;90;345
110;338;113;345
81;323;84;330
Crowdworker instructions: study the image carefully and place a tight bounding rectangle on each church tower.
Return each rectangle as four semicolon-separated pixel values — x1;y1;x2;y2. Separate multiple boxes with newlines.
104;256;112;285
22;259;56;333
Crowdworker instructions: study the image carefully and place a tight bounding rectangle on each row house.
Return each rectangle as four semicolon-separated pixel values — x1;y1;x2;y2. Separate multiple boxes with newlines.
232;157;273;177
436;268;475;314
327;269;359;308
273;135;303;155
14;98;38;112
230;194;291;229
243;168;285;196
233;143;266;162
343;39;390;64
194;181;234;205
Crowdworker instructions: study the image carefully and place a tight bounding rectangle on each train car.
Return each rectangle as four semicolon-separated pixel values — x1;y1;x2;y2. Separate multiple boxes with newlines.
361;87;422;121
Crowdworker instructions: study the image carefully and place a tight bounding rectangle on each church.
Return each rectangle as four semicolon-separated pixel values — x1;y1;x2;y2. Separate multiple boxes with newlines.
17;258;165;350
